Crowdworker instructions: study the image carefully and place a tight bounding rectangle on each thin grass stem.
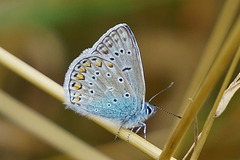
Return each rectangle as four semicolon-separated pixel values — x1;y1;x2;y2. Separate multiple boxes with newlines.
0;46;177;159
190;43;240;160
160;1;240;159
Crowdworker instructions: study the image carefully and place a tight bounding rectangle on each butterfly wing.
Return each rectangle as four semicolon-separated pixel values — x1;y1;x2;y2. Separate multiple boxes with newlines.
91;24;146;110
63;24;146;126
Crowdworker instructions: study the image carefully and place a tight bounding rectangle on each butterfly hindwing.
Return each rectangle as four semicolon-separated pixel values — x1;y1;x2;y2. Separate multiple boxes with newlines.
64;54;137;121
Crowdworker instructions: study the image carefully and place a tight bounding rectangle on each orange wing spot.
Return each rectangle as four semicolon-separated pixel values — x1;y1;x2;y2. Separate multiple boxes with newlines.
79;66;86;73
108;43;113;48
106;62;113;68
95;60;102;67
72;96;81;102
76;73;85;80
73;93;81;97
74;83;82;90
84;61;91;67
81;59;91;67
103;48;109;54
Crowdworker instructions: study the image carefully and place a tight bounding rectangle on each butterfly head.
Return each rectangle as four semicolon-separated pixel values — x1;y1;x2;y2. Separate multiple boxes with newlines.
144;102;157;120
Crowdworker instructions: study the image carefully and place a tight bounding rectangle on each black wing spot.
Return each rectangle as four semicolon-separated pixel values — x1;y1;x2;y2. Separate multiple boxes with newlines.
118;77;124;83
73;73;78;77
95;71;100;75
89;89;94;94
124;93;130;98
122;67;131;72
106;73;111;77
71;82;76;87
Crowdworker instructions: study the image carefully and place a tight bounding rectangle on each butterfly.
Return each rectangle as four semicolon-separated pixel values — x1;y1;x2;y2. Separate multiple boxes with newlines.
63;23;156;139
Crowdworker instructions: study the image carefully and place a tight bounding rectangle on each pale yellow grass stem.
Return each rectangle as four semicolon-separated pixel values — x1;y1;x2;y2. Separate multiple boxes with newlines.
160;0;240;159
0;47;177;159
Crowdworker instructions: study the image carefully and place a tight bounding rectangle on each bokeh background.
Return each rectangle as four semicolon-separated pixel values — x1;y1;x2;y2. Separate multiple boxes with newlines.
1;0;240;159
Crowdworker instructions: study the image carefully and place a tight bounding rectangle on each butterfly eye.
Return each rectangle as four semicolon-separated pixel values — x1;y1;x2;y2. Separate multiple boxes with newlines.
147;106;152;115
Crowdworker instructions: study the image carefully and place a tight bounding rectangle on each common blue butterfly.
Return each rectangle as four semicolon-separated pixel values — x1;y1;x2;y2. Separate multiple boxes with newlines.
63;24;156;139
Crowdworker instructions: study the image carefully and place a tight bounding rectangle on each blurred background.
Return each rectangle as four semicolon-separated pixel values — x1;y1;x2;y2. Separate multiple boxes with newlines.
1;0;240;159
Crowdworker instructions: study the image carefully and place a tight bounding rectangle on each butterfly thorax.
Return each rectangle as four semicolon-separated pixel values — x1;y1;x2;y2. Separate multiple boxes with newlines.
122;102;156;129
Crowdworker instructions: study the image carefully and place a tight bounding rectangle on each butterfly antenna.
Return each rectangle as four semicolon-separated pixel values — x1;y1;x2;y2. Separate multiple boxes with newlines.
148;82;174;103
148;82;181;119
157;107;182;119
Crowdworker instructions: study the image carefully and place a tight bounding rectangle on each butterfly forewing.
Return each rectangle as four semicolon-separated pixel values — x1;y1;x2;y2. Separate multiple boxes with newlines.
92;24;146;110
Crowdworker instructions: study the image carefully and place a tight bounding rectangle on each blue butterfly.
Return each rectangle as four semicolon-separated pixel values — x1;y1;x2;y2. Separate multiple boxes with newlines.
63;24;156;139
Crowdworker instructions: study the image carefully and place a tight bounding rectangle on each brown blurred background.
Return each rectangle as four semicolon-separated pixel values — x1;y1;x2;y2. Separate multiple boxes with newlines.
1;0;240;159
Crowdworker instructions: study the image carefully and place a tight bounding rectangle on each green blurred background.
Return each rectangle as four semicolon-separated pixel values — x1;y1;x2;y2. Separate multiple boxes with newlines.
1;0;240;159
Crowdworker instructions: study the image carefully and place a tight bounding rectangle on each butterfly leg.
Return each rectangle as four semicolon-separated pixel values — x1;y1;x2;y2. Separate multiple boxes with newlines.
126;127;135;141
116;125;134;141
135;125;142;134
114;125;123;140
135;122;147;139
142;122;147;139
127;122;147;140
115;117;131;140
